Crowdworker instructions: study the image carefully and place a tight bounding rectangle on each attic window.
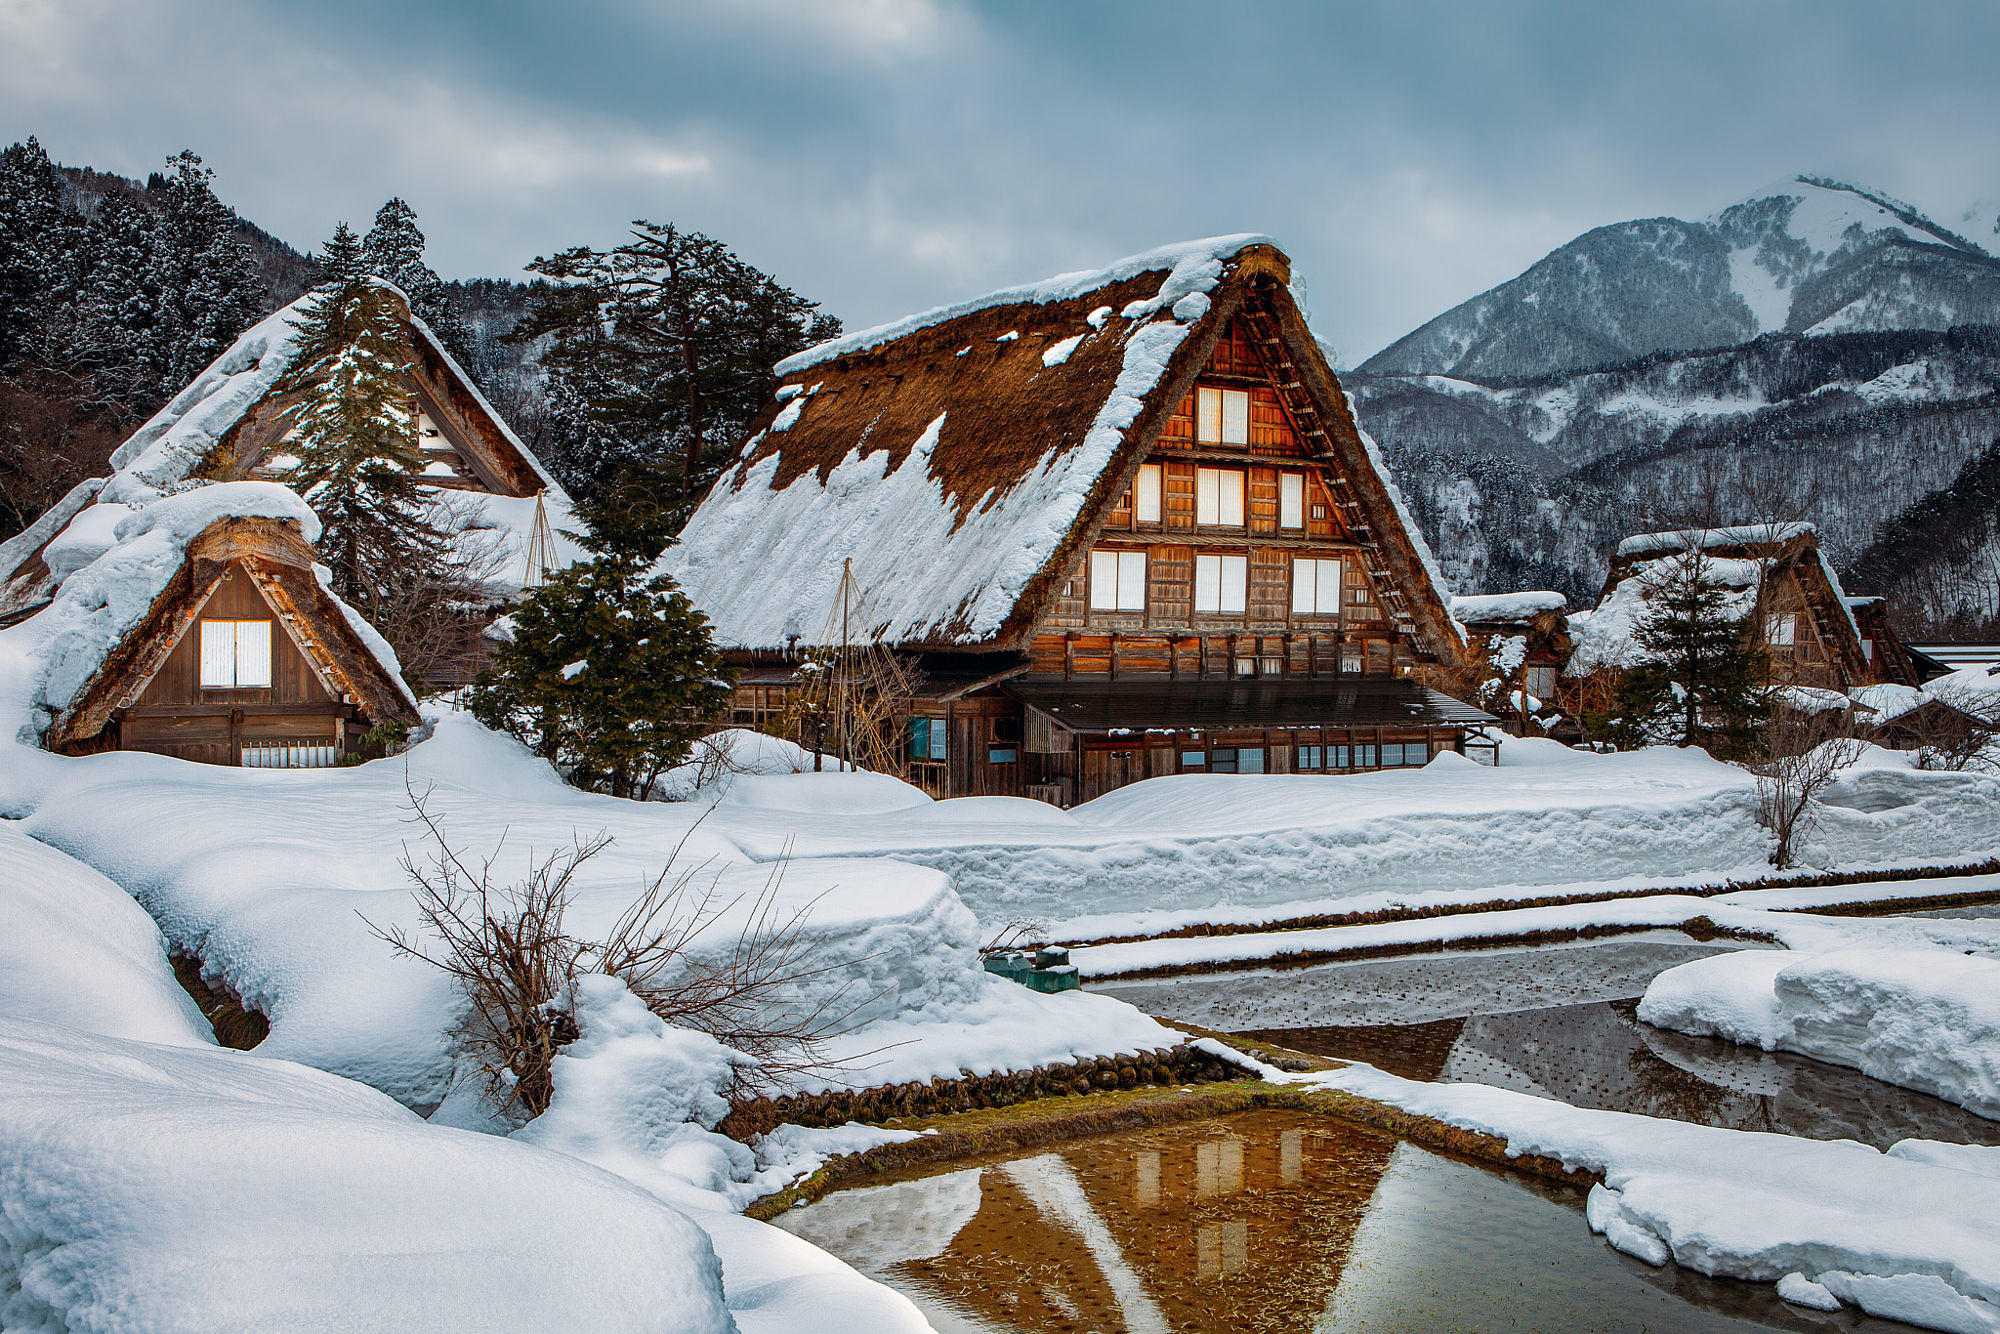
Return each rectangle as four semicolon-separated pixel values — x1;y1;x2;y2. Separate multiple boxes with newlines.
1766;614;1797;647
1197;387;1250;445
199;619;273;689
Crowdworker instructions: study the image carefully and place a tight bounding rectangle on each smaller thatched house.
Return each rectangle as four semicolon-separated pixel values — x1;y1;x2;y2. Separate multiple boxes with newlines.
1450;591;1572;735
1842;597;1935;687
7;482;417;767
1568;524;1880;692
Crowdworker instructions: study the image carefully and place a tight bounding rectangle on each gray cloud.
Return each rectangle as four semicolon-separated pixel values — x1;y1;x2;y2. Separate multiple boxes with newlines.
4;0;1997;362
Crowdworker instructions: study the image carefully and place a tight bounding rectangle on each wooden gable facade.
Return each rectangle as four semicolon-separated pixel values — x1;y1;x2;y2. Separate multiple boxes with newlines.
700;242;1494;806
46;516;418;767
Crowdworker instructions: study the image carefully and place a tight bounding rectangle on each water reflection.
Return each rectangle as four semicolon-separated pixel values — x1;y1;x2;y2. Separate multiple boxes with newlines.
776;1109;1915;1333
1246;1000;2000;1150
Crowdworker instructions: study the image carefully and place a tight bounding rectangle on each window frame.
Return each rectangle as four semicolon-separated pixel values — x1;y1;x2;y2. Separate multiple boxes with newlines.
198;618;273;690
1279;473;1305;530
1196;386;1251;445
1195;467;1246;527
1088;549;1148;613
1133;463;1164;524
1291;556;1343;616
1194;553;1248;614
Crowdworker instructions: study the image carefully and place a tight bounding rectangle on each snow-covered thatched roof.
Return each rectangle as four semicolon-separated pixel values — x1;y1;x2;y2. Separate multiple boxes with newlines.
1;282;585;614
1615;523;1815;559
1451;590;1567;627
0;482;417;747
664;236;1462;654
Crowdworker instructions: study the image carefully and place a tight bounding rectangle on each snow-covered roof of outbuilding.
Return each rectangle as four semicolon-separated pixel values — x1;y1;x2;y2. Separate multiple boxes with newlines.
0;482;417;746
664;237;1464;655
1615;523;1815;559
1451;591;1567;625
1;282;585;612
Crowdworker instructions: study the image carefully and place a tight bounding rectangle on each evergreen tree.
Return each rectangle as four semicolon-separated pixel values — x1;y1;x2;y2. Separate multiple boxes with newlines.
362;197;471;360
0;138;82;368
514;221;838;539
148;150;264;393
470;550;735;800
279;277;443;614
317;221;365;286
1607;547;1771;757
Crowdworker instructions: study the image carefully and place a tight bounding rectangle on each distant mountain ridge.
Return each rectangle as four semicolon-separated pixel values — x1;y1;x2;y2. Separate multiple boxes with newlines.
1361;176;2000;381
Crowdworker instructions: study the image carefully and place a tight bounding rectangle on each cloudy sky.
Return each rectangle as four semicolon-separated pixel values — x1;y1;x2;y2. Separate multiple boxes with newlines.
5;0;1997;362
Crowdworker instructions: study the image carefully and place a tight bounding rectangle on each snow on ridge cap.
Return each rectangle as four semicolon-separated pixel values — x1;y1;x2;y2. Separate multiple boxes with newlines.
1451;590;1567;618
1616;522;1815;558
109;480;321;548
775;234;1283;376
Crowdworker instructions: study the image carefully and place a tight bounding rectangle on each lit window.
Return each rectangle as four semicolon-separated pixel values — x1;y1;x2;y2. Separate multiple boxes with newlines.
198;619;272;689
1089;549;1147;611
1196;387;1250;444
1292;557;1343;615
1133;464;1163;523
1766;614;1796;647
1195;468;1245;526
1279;474;1305;530
1194;554;1247;613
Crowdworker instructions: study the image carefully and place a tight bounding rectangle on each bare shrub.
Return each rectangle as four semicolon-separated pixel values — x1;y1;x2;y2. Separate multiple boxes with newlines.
1751;705;1867;870
370;783;878;1115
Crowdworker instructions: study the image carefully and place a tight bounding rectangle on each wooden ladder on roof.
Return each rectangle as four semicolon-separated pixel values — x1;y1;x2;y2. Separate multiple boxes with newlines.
1236;297;1419;637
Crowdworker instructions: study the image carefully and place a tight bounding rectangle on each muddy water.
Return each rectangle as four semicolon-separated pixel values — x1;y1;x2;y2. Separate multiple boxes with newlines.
779;1108;1911;1332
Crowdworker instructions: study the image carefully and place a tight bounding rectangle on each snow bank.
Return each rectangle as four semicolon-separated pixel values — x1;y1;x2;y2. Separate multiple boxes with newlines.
0;1018;734;1334
1639;947;2000;1117
0;821;211;1048
1307;1061;2000;1334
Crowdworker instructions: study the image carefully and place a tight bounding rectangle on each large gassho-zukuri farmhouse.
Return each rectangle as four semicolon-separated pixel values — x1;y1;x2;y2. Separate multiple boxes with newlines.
666;236;1495;805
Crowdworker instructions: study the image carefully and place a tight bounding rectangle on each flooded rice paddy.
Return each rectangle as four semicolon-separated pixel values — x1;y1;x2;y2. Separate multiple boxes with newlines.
780;1107;1915;1332
779;927;1997;1331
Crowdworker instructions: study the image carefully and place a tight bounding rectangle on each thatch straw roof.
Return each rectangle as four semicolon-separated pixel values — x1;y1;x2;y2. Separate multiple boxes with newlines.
665;236;1461;654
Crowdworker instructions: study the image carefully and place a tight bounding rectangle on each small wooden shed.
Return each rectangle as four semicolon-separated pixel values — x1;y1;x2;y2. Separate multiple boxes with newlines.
38;506;418;766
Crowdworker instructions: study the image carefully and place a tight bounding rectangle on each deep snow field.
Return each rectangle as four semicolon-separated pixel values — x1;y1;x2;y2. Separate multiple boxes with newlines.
8;692;2000;1329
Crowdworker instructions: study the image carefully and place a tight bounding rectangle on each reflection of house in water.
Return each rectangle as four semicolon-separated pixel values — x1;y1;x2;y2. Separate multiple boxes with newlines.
779;1111;1399;1332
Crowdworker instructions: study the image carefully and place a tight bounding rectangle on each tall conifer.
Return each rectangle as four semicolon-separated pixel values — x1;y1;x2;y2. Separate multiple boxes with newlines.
1609;547;1771;757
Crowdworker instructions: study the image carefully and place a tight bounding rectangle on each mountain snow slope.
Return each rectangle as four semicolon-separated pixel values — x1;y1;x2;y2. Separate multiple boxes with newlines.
1361;177;2000;381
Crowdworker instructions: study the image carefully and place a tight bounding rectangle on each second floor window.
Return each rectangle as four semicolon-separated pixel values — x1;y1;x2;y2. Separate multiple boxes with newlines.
1133;463;1163;523
199;619;273;689
1279;473;1305;529
1196;467;1245;526
1089;549;1147;611
1194;553;1247;614
1524;665;1558;698
1292;557;1343;615
1197;386;1250;444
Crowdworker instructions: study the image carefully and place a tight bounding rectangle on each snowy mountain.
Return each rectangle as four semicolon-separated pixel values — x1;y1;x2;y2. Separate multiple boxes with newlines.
1361;177;2000;381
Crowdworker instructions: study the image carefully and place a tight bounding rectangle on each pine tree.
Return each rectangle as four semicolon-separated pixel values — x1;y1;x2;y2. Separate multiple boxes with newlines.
514;220;838;538
148;150;264;393
279;277;443;614
362;197;471;360
1609;547;1771;757
317;222;365;287
470;550;735;799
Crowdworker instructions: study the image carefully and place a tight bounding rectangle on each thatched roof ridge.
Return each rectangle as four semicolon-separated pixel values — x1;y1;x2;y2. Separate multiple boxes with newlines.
666;237;1465;656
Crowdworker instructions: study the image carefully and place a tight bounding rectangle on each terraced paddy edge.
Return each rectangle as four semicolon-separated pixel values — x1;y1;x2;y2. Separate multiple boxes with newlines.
1049;858;2000;951
743;1055;1594;1222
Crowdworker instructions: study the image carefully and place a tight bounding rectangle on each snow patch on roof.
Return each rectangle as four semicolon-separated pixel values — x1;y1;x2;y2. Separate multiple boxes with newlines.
1616;523;1815;559
776;234;1277;375
1452;590;1567;623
